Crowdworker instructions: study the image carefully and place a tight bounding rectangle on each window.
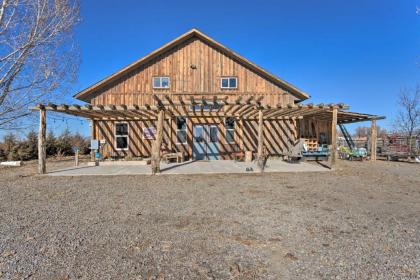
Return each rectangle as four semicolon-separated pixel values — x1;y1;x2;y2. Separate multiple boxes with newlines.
189;103;221;112
225;117;235;143
115;123;128;150
153;77;170;89
221;77;237;89
176;117;187;144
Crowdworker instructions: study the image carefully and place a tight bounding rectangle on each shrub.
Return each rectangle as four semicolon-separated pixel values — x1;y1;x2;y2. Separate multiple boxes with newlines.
0;129;91;161
15;130;38;160
55;129;74;157
70;132;90;155
1;133;18;160
46;131;57;156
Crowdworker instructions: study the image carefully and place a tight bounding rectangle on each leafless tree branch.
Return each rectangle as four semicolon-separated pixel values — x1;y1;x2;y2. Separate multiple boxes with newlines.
0;0;80;129
393;87;420;139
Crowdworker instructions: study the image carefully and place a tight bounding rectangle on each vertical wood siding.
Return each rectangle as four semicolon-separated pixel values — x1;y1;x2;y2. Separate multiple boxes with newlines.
90;37;297;106
88;36;311;159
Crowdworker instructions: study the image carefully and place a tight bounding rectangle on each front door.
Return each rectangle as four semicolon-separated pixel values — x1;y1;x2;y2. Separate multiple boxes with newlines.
193;125;219;160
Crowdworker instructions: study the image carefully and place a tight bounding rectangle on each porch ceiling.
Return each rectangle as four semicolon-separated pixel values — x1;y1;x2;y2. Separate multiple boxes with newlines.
29;94;384;124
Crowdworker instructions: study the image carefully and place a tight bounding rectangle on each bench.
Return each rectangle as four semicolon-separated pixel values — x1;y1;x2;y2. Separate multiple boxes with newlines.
162;152;184;163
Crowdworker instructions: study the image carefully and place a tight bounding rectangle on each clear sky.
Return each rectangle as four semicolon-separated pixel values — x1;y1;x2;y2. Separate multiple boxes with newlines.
43;0;420;135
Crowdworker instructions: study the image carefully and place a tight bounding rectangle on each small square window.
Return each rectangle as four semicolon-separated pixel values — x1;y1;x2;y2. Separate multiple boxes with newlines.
221;78;229;88
116;136;128;149
225;117;235;129
176;117;187;130
221;77;237;89
229;78;236;88
153;77;170;89
161;77;169;88
153;77;161;88
116;123;128;135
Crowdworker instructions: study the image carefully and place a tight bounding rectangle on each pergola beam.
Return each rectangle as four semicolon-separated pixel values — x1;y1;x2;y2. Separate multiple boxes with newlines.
29;101;382;125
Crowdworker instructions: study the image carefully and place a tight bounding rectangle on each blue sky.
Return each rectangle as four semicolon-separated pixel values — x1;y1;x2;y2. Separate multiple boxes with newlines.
44;0;420;135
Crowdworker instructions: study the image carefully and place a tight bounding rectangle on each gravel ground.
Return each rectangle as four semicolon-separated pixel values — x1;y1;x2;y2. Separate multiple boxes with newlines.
0;159;419;280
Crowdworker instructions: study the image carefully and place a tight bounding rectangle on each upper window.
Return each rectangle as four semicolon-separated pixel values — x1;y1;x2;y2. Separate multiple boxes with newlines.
115;123;128;150
221;77;237;89
153;77;170;89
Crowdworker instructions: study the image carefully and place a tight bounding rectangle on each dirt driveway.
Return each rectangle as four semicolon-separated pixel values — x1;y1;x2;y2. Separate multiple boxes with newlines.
0;160;419;279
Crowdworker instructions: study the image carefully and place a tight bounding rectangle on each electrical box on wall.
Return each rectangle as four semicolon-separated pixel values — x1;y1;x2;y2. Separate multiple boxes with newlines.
90;139;99;150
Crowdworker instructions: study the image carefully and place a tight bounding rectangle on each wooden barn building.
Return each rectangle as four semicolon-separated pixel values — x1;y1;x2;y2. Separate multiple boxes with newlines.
32;29;383;174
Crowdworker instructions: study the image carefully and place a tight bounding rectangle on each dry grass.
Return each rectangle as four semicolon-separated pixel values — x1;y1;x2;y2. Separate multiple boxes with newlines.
0;159;419;279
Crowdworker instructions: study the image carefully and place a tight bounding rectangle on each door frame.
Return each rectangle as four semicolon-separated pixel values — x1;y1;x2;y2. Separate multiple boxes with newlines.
192;124;220;160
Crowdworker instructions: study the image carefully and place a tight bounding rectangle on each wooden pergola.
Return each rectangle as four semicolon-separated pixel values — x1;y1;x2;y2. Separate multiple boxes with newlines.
30;94;384;174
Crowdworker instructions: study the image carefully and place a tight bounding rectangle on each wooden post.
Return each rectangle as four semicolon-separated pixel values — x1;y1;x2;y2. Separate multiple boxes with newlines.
90;120;96;162
239;118;244;151
257;110;264;171
75;149;79;166
330;108;338;168
370;119;377;161
38;106;47;174
151;109;165;174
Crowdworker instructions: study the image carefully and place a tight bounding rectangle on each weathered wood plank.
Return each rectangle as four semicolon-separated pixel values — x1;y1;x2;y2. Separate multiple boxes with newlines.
151;110;165;174
331;108;338;168
371;119;377;161
38;106;46;174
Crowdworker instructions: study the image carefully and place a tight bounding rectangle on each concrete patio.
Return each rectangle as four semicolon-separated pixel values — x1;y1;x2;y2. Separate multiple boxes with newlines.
47;159;330;176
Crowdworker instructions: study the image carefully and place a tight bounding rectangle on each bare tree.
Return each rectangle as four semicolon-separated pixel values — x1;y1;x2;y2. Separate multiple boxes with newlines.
395;87;420;138
354;126;369;138
353;125;387;139
0;0;80;129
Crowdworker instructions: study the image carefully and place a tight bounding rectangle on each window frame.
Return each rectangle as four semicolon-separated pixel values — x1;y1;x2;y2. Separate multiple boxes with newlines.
176;116;188;144
224;117;236;144
220;77;238;89
115;122;129;150
152;76;170;89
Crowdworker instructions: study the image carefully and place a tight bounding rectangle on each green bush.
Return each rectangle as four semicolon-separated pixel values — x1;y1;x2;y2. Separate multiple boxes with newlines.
46;131;57;156
14;130;38;160
0;130;91;161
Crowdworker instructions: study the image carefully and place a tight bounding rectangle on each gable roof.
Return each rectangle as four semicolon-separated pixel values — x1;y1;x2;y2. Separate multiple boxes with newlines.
74;28;310;101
